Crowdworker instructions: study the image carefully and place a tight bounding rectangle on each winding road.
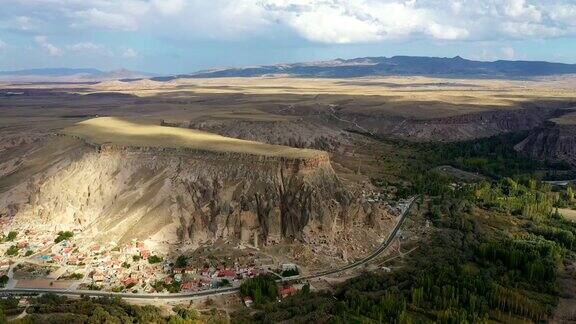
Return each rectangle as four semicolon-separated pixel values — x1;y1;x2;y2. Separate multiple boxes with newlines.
0;197;417;300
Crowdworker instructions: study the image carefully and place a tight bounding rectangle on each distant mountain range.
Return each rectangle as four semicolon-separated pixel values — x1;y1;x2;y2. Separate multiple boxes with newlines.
0;68;159;82
153;56;576;80
3;56;576;83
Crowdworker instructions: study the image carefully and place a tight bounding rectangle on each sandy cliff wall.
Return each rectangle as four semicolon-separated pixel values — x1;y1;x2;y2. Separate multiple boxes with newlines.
2;136;391;250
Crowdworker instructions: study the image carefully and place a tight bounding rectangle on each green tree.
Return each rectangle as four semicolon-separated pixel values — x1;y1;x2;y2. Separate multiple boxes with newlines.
567;186;574;202
0;306;5;324
0;275;9;288
148;255;162;264
6;245;18;256
54;231;73;243
5;231;17;242
175;255;188;268
302;283;311;295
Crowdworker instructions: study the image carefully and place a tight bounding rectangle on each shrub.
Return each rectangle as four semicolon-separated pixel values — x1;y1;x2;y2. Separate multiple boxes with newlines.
148;255;162;264
6;245;19;256
5;231;17;242
54;231;73;243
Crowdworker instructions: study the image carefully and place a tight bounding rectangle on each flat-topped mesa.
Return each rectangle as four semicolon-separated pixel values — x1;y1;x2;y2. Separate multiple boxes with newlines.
3;117;382;248
62;116;323;158
93;143;331;174
61;117;333;175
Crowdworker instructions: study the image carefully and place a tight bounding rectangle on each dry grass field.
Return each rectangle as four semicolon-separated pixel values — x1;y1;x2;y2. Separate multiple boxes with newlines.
559;208;576;222
4;76;575;121
62;117;322;159
87;76;576;119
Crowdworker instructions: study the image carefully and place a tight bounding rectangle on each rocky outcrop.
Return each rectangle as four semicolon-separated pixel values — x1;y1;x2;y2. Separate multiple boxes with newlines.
161;119;350;151
515;122;576;167
1;135;391;251
344;106;565;142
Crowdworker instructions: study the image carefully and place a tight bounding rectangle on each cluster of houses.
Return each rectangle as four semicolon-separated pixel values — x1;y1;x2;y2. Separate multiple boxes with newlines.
82;241;271;293
1;220;295;295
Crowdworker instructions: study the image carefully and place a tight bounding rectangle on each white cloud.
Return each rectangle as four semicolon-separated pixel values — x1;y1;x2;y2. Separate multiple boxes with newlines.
548;4;576;27
503;0;541;21
66;42;113;56
67;42;101;52
286;7;383;43
152;0;185;15
121;48;138;58
1;0;576;45
70;8;138;31
258;0;570;43
502;46;515;59
0;39;6;51
13;16;34;30
268;1;468;43
34;36;63;56
427;23;469;40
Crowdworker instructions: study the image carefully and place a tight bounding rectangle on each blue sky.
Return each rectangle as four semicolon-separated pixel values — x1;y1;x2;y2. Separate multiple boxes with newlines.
0;0;575;74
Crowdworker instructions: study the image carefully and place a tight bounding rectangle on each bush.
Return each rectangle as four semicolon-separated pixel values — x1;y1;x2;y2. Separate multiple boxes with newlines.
175;255;188;268
6;245;19;256
54;231;73;243
111;286;124;292
148;255;162;264
69;273;83;280
173;305;199;320
218;279;231;287
5;231;17;242
281;268;299;277
0;275;9;287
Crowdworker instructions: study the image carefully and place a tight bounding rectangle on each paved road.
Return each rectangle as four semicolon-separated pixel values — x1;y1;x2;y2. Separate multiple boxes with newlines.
0;197;417;300
293;196;416;281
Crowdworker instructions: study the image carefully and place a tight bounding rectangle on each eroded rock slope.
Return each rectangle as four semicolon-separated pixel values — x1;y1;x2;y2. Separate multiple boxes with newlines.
0;134;391;251
515;121;576;167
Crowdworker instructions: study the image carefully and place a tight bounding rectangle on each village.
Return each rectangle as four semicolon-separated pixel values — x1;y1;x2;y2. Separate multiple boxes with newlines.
0;218;301;298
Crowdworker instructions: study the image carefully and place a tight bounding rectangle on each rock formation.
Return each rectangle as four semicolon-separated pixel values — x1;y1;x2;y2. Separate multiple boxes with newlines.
1;134;392;251
515;121;576;167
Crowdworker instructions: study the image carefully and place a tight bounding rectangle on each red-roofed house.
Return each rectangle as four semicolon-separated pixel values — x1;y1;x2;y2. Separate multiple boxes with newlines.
217;269;236;278
180;281;195;291
122;277;138;286
140;249;150;259
279;286;297;299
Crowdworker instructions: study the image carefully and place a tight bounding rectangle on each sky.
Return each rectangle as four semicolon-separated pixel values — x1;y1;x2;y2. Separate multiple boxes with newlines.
0;0;576;74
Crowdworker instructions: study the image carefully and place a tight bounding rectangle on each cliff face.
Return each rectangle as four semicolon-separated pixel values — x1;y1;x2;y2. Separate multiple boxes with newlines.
1;136;391;250
161;119;350;151
515;122;576;167
347;106;563;142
